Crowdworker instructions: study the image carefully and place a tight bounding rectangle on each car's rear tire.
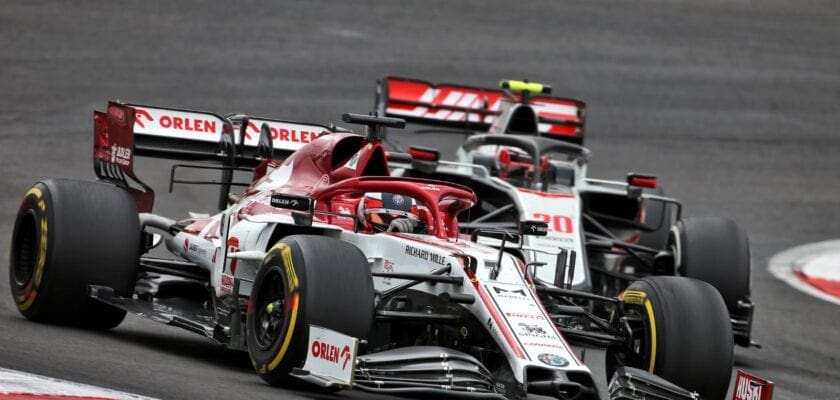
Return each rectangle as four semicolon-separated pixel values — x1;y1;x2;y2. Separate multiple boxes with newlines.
671;217;751;315
247;235;375;386
9;179;140;329
619;276;733;400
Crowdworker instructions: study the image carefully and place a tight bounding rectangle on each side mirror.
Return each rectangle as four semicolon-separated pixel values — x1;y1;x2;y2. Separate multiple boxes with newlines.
519;220;548;236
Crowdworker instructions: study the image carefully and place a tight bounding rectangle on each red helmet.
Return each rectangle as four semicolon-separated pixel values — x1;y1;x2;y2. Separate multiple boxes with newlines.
496;148;551;188
357;193;421;233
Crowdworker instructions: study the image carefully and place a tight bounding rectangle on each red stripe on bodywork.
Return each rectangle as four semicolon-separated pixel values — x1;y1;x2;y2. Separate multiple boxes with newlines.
474;283;527;360
515;260;582;366
516;188;576;198
392;233;526;358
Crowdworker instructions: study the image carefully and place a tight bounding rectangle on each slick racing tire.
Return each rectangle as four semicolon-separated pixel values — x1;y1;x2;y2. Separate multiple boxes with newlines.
9;179;140;329
619;277;733;400
635;187;673;250
247;235;375;386
670;217;751;315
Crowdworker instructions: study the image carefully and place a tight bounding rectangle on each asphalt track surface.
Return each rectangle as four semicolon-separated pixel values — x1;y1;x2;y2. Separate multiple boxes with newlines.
1;1;839;399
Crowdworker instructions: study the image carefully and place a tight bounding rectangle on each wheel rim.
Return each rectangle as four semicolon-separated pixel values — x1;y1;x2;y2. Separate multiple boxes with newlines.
253;268;288;350
608;308;655;376
12;210;38;289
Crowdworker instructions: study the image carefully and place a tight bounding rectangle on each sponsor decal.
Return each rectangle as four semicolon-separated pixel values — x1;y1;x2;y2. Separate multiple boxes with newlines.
386;84;505;123
302;325;358;386
518;322;547;336
537;353;569;367
733;370;774;400
187;242;207;257
506;312;544;320
134;108;153;128
381;259;395;285
492;286;527;298
220;273;234;294
391;194;405;206
404;245;448;266
539;235;575;243
520;220;549;236
522;342;568;350
421;184;441;192
622;290;647;305
131;106;223;142
158;115;216;133
246;120;325;143
270;193;312;211
110;145;132;167
311;341;353;370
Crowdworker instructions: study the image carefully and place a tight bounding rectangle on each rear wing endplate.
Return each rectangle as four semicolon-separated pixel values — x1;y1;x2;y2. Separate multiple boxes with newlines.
376;76;586;141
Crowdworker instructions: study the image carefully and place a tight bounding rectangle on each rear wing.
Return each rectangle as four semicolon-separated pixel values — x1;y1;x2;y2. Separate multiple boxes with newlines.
93;101;338;211
376;76;586;142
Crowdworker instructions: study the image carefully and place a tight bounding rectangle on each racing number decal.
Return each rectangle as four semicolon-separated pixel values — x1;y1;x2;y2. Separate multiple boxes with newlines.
258;242;300;374
533;213;573;233
16;187;48;311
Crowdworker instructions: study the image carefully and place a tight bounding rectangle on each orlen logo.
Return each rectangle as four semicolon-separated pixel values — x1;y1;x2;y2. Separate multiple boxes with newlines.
246;121;325;143
311;341;353;370
135;108;154;128
159;115;217;133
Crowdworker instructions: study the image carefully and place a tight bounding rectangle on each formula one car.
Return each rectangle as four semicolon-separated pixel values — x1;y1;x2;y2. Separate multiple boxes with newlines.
377;76;755;348
10;102;734;400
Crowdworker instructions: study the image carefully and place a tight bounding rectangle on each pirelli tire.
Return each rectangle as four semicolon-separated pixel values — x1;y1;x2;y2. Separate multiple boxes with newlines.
9;179;140;329
670;217;751;315
246;235;375;386
621;276;733;400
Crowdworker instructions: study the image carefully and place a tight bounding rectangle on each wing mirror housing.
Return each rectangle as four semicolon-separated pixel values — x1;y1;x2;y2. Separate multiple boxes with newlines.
519;220;549;236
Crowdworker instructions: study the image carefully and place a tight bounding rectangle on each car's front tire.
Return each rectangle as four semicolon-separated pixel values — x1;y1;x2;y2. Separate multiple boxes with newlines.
246;235;375;386
616;276;733;400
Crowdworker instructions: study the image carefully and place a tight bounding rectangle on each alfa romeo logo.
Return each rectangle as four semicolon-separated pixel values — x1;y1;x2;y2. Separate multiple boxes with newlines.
537;353;569;367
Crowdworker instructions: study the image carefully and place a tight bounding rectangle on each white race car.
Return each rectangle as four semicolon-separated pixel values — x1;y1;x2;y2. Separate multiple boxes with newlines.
379;76;755;350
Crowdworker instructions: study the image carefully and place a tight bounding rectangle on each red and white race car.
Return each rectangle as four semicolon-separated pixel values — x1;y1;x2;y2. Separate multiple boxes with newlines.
10;102;736;399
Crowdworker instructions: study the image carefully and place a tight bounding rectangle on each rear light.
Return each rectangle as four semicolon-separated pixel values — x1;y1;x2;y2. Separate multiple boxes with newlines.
627;173;657;189
408;146;440;162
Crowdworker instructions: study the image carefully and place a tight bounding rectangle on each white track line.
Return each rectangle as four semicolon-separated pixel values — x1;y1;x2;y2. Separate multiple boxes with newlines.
0;367;156;399
768;239;840;306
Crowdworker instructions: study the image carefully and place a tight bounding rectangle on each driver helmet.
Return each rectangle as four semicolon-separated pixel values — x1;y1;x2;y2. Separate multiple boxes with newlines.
357;193;421;233
496;147;551;188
